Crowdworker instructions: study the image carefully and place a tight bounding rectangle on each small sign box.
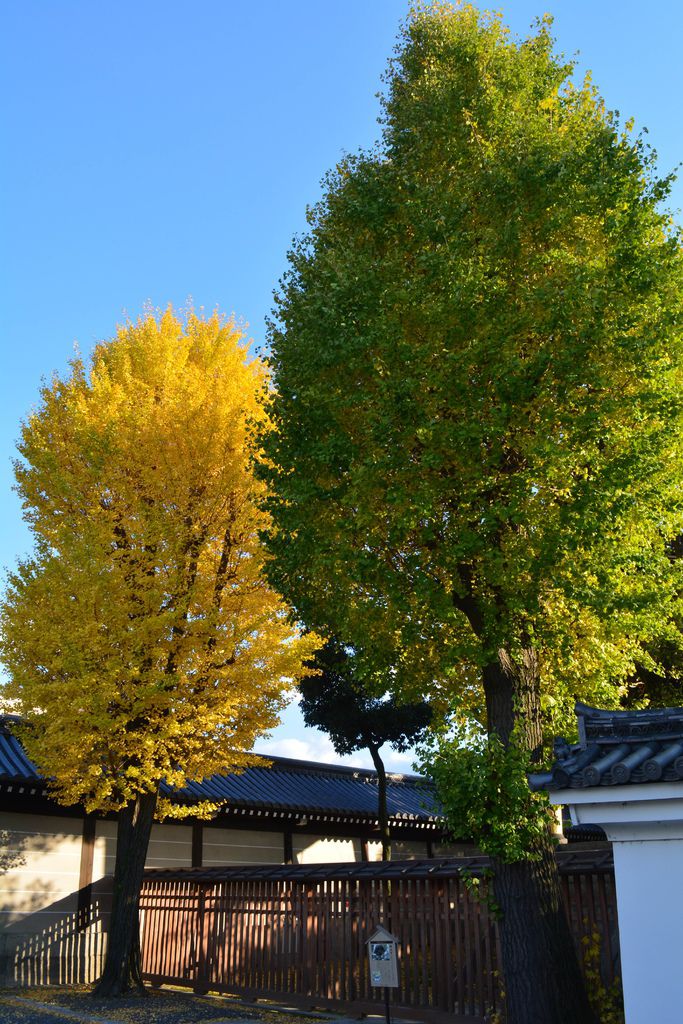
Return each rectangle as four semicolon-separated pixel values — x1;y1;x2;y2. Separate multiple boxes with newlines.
368;925;399;988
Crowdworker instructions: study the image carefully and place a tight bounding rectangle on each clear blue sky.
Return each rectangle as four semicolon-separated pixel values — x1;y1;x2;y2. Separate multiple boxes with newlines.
2;1;682;770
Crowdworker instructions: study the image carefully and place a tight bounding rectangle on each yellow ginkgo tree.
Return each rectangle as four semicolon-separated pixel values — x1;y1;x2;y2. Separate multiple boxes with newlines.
0;308;318;996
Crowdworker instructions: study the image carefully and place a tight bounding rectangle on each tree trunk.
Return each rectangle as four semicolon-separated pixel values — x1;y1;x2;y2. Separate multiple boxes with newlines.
482;650;597;1024
368;744;391;861
93;789;158;997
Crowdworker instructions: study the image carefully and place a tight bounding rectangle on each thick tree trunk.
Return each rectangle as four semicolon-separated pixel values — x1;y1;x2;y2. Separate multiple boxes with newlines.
93;789;157;997
483;650;597;1024
368;744;391;861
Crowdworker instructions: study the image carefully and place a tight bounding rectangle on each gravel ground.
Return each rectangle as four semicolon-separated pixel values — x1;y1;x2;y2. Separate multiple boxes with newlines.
0;988;330;1024
0;1003;73;1024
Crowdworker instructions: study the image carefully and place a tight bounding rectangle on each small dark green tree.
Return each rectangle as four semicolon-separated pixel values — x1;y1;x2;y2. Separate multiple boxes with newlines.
300;640;432;859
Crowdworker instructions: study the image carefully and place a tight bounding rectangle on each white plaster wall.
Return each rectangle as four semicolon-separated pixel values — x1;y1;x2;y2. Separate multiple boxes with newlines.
0;813;82;923
366;840;383;862
365;839;430;861
0;812;105;986
203;826;283;866
390;838;430;860
553;784;683;1024
293;834;360;864
93;820;116;882
94;819;193;874
612;838;683;1024
145;823;192;870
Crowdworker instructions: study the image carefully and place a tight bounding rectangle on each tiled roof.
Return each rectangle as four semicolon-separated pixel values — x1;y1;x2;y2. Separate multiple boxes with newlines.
0;716;439;823
529;702;683;791
143;845;614;884
0;715;42;780
169;758;438;820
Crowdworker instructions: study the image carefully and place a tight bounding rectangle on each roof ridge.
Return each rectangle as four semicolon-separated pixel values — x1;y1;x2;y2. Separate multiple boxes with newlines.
575;702;683;721
248;751;424;784
531;704;683;792
0;716;423;783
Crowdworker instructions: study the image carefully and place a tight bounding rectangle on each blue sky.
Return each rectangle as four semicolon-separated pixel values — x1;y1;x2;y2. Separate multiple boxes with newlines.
2;0;682;771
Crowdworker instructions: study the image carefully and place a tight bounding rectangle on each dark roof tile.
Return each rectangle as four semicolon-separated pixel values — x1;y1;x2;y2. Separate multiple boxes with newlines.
0;716;440;823
530;703;683;791
0;718;42;781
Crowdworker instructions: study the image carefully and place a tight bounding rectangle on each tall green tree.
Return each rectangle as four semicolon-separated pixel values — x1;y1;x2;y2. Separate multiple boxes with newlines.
299;639;432;859
0;309;317;996
259;6;683;1022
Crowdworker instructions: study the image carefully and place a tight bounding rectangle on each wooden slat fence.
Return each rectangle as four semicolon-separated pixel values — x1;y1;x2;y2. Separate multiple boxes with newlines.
140;850;618;1021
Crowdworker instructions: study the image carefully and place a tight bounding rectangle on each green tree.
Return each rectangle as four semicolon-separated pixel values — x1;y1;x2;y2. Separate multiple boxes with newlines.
0;309;317;996
259;6;683;1023
299;639;432;859
627;533;683;707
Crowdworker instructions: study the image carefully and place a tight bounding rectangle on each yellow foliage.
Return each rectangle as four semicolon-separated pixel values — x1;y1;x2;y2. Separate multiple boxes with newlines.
0;308;319;814
581;925;624;1023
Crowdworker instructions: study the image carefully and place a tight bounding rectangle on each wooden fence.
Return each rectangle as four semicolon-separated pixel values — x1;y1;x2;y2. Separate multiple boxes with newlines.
140;849;618;1022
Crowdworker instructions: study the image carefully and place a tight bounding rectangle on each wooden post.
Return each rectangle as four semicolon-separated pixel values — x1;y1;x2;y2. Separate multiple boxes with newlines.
194;884;210;994
283;831;293;865
191;822;203;868
77;816;96;930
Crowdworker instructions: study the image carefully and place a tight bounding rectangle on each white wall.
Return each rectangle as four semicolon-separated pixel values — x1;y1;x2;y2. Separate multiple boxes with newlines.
203;827;283;866
553;781;683;1024
388;838;430;860
363;838;431;861
613;838;683;1024
0;812;82;924
0;812;104;986
293;834;360;864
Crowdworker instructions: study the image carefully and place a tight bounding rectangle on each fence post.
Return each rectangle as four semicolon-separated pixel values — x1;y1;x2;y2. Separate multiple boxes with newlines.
193;883;210;995
301;884;314;997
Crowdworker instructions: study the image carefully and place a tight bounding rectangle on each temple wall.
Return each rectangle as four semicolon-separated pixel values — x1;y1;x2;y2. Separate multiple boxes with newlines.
203;826;284;866
293;834;360;863
0;812;104;986
1;808;438;986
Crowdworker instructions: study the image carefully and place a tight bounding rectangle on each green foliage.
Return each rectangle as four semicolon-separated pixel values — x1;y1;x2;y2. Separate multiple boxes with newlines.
300;638;433;859
260;1;683;724
459;866;501;919
420;725;555;862
627;533;683;708
256;3;681;1011
299;639;433;756
581;926;624;1024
